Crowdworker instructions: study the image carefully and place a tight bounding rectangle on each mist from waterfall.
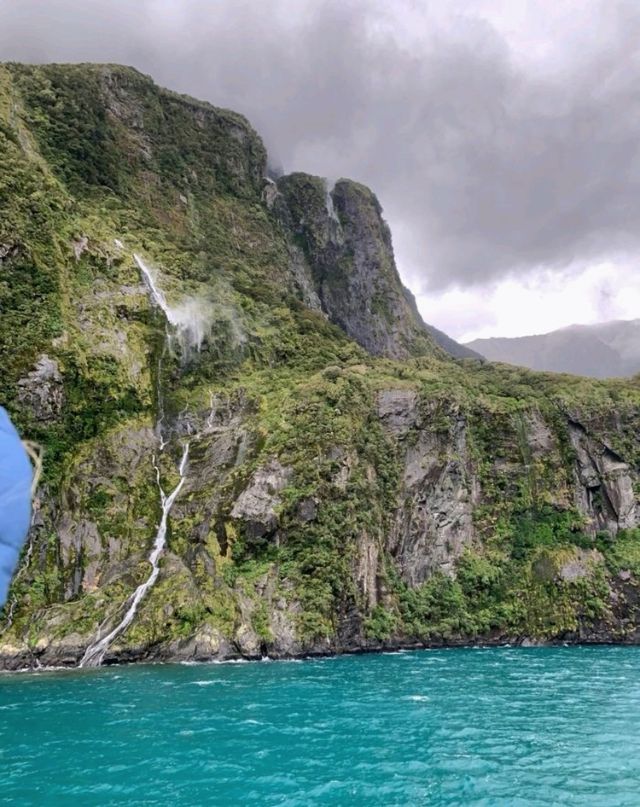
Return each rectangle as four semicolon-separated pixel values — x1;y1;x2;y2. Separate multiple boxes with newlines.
134;254;213;359
325;181;340;225
79;251;217;667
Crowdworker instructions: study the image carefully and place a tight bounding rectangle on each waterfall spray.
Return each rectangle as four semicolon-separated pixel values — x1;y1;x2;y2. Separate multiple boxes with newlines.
134;254;211;359
79;253;211;667
325;181;340;225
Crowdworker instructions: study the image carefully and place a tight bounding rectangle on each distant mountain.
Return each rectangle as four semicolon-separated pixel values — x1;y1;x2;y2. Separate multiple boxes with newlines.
401;288;483;361
466;319;640;379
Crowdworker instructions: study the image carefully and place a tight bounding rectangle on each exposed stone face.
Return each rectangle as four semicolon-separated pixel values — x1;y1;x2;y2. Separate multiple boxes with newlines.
0;241;21;263
383;398;478;587
559;549;603;582
165;623;230;662
569;421;638;534
96;65;267;197
17;355;64;422
287;242;325;312
376;389;420;435
233;572;304;659
275;173;443;360
355;532;380;611
374;390;640;594
58;517;102;597
525;410;557;455
231;459;293;541
296;498;317;522
273;173;476;360
72;235;88;260
2;62;640;670
53;425;157;598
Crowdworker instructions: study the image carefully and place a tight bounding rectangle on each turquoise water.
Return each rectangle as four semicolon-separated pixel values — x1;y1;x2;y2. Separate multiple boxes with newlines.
1;647;639;805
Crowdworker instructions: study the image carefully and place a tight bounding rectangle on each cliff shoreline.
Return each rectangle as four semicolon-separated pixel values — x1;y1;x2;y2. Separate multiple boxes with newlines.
3;631;640;674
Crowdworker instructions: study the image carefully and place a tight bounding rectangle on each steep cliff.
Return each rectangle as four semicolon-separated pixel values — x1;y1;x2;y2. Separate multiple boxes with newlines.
1;64;640;668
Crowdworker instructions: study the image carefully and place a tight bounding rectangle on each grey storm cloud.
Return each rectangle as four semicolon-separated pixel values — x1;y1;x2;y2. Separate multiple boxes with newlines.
1;0;640;291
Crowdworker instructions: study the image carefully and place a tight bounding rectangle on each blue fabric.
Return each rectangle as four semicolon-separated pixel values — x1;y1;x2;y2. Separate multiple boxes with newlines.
0;408;32;608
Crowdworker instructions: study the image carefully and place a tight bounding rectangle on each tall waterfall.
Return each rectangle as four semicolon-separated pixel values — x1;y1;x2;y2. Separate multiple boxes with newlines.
79;253;207;668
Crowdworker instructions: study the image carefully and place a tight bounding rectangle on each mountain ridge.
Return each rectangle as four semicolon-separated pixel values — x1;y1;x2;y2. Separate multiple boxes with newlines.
466;318;640;379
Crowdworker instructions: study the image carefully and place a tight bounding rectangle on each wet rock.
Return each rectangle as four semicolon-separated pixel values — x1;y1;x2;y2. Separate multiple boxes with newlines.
268;600;303;657
525;410;557;454
520;637;546;647
376;388;419;435
275;174;442;359
231;459;292;540
388;408;477;586
166;623;231;662
17;355;63;422
569;421;638;534
58;517;102;597
355;531;380;610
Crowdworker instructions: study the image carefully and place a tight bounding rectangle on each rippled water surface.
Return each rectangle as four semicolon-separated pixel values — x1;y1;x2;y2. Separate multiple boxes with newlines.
2;647;640;805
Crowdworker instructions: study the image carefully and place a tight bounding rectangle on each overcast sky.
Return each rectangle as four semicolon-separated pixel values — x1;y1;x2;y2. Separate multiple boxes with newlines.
2;0;639;341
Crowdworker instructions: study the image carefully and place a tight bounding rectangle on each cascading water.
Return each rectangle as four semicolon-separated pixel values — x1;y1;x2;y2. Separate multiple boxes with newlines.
325;181;340;225
79;444;189;668
79;253;210;668
134;254;211;358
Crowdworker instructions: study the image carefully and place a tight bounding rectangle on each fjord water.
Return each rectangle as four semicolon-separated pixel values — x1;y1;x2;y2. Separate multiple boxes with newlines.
2;648;639;805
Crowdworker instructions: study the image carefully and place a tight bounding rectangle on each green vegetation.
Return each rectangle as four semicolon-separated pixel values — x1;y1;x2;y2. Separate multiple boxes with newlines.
1;62;639;664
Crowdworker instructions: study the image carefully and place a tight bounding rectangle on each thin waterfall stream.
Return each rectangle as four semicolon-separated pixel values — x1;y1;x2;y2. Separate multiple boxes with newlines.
79;253;207;668
79;444;189;667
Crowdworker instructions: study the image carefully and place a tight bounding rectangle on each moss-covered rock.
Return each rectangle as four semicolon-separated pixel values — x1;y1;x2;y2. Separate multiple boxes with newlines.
1;62;640;669
274;172;446;359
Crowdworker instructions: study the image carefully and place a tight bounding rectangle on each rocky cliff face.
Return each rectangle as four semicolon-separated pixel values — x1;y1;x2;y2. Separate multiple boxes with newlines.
271;172;476;361
1;63;640;669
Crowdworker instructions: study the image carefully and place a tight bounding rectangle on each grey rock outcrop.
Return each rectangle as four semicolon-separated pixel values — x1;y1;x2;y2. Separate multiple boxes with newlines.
376;388;420;435
0;241;20;263
231;459;293;541
72;235;88;260
273;173;479;361
17;355;64;422
381;394;478;586
2;62;640;670
558;549;603;582
569;421;638;534
275;173;445;360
